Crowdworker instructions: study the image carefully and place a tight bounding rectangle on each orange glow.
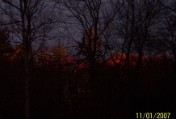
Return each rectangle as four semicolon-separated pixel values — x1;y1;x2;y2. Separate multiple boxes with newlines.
107;52;126;65
65;56;74;64
107;52;150;66
78;63;89;69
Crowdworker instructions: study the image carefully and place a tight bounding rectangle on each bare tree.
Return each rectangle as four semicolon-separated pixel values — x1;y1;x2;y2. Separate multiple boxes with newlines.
59;0;124;100
116;0;162;73
0;0;56;119
134;0;161;73
157;3;176;77
115;0;137;76
114;0;164;116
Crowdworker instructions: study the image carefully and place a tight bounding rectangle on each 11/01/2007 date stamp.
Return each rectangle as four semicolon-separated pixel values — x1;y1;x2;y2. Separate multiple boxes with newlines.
136;112;171;119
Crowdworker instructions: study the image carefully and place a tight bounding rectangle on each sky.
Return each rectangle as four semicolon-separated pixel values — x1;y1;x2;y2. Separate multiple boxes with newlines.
0;0;175;56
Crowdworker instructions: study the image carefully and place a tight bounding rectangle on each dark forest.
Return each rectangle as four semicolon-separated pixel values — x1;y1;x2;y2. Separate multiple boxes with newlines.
0;0;176;119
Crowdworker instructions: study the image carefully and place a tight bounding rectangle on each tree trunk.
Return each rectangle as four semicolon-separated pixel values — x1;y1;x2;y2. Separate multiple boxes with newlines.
137;49;143;77
24;40;32;119
89;54;97;97
24;62;30;119
125;38;133;78
173;50;176;80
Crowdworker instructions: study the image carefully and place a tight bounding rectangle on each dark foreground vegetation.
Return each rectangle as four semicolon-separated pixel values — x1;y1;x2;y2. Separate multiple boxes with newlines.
0;55;176;119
